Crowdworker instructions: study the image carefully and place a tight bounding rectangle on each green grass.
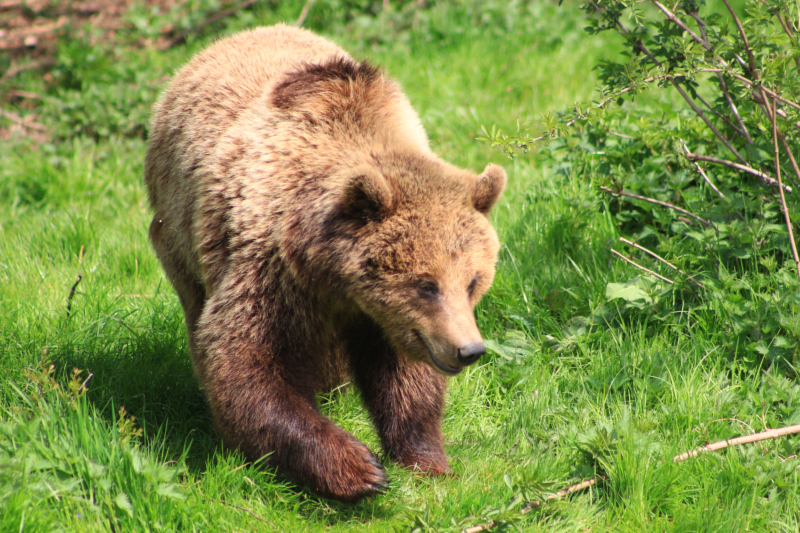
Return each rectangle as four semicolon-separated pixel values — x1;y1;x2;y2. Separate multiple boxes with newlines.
2;1;800;531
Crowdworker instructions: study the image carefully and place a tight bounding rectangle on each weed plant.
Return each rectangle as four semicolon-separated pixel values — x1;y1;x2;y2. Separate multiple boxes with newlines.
1;0;800;531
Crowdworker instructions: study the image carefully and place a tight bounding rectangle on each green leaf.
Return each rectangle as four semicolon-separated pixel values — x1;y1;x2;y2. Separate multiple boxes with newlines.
115;492;134;517
606;278;652;305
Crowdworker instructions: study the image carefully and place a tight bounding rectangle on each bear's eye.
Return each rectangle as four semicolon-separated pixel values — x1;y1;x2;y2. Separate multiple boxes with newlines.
467;276;479;297
417;280;440;299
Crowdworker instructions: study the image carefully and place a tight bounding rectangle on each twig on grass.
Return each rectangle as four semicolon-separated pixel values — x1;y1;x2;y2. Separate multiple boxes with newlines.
161;0;258;49
611;249;676;284
460;424;800;533
618;236;707;290
77;372;94;394
461;478;606;533
207;499;276;527
0;109;47;131
0;59;56;82
673;424;800;462
768;93;800;285
66;274;83;317
598;186;712;227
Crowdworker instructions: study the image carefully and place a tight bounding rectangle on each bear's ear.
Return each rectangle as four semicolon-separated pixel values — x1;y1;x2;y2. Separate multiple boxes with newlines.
472;164;507;214
342;166;394;222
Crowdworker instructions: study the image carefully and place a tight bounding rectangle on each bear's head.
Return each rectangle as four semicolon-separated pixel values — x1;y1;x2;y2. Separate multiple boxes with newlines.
335;155;506;375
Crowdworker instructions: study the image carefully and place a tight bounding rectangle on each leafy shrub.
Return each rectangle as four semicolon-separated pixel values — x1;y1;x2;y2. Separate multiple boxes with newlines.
482;0;800;371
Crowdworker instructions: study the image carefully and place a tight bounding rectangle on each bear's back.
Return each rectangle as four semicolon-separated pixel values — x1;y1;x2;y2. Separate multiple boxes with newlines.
145;25;345;207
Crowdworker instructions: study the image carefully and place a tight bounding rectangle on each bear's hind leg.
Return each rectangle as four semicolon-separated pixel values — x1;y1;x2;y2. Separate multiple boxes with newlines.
149;215;207;369
346;319;450;474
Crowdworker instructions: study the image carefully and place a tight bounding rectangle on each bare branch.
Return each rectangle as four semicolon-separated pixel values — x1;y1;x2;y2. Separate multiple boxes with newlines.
619;236;707;290
779;136;800;188
599;186;713;227
680;140;726;199
693;90;749;139
715;72;753;143
720;0;758;79
520;477;604;513
684;153;792;193
769;93;800;285
636;42;747;164
652;1;709;50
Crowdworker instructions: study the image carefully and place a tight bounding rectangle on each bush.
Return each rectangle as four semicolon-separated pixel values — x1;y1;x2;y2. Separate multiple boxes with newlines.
483;0;800;371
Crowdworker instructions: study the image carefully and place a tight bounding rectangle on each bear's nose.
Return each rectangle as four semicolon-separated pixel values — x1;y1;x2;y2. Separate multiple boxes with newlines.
457;342;486;366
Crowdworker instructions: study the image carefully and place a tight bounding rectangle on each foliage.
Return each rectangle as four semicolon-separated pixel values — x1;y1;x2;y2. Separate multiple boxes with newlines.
481;0;800;372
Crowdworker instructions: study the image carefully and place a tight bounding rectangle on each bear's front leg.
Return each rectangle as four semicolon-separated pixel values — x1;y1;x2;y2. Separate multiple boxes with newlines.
346;320;450;474
196;292;387;502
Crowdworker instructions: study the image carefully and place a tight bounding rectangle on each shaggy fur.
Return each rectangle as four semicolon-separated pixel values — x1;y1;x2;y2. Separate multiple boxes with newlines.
144;24;506;502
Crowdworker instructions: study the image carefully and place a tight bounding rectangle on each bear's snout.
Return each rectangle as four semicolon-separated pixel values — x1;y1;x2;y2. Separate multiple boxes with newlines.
457;342;486;366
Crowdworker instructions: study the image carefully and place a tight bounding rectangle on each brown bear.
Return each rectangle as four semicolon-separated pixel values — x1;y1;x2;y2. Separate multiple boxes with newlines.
144;24;506;502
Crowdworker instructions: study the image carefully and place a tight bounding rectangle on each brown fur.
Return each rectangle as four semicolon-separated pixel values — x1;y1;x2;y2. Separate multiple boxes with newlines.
144;24;506;502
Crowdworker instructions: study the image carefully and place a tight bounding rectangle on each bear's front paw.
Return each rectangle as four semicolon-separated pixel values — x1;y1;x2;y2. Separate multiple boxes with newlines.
308;429;388;503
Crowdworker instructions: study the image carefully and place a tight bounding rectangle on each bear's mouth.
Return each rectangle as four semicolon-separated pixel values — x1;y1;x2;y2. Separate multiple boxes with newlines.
413;330;462;376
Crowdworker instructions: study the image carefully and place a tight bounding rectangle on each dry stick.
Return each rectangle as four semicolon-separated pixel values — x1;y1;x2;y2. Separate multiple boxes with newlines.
295;1;311;26
0;109;47;131
0;58;56;82
684;153;792;193
66;274;83;317
462;424;800;533
461;478;607;533
599;186;713;227
77;372;94;394
673;424;800;462
162;0;257;49
618;236;707;290
207;499;275;527
611;249;676;284
769;93;800;285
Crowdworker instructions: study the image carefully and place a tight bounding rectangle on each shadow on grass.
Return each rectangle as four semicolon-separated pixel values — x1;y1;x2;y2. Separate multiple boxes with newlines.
47;294;403;524
50;293;218;472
